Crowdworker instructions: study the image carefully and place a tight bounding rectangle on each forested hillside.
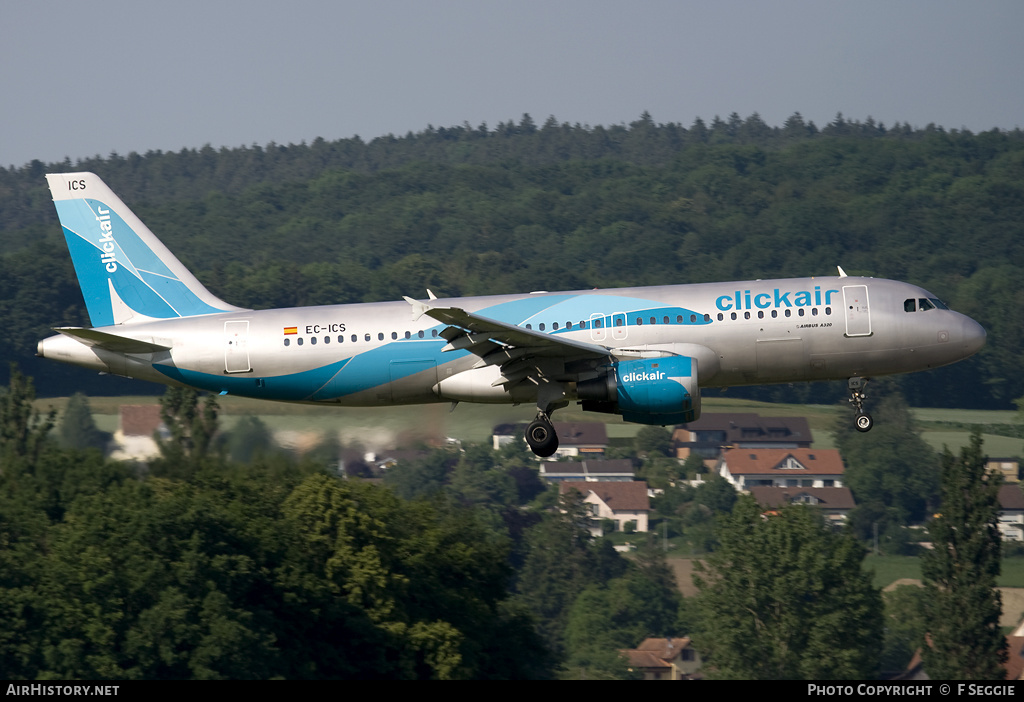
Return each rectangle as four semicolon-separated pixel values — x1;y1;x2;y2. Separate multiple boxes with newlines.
2;112;1022;407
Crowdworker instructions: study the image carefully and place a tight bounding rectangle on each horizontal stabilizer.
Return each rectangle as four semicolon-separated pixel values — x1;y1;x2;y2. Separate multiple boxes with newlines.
53;327;171;354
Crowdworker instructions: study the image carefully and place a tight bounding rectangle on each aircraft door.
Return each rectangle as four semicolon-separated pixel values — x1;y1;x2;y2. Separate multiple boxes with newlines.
224;320;251;373
843;285;872;337
611;312;628;341
590;313;607;342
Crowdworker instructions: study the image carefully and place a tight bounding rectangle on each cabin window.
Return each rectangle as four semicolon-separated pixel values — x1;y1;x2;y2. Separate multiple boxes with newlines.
798;309;805;317
283;338;290;347
310;337;317;345
525;324;532;330
677;315;683;323
744;311;750;320
704;314;710;322
378;333;384;341
539;323;545;331
636;318;643;325
757;311;764;319
338;335;344;343
771;310;778;318
391;332;397;340
594;319;602;328
580;320;587;329
351;334;357;342
565;321;572;329
432;330;438;337
553;322;559;330
664;316;670;324
651;316;657;324
405;331;411;339
418;330;425;338
731;312;737;320
324;336;330;344
785;309;792;318
297;338;304;346
825;307;832;315
718;313;724;321
812;308;818;316
365;334;371;342
614;318;623;327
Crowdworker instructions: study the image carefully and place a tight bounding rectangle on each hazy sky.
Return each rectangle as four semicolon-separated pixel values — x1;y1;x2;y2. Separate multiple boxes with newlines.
3;0;1021;168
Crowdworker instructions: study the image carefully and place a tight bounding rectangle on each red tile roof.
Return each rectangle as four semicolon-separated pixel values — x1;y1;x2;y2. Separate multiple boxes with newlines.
559;480;650;511
721;448;845;475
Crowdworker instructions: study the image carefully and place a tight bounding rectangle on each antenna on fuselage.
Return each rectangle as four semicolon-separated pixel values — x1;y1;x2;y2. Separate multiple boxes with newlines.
837;266;849;278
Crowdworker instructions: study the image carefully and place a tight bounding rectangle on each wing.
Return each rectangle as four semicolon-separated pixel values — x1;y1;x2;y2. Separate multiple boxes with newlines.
405;297;613;390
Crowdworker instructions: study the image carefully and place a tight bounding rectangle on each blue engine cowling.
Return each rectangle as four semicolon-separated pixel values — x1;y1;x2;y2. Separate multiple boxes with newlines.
577;356;700;425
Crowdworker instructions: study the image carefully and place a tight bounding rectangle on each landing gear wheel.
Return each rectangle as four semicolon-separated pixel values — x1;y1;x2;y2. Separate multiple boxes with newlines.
855;412;873;433
526;418;559;458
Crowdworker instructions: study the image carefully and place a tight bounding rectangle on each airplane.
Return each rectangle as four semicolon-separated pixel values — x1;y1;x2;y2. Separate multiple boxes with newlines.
37;172;987;457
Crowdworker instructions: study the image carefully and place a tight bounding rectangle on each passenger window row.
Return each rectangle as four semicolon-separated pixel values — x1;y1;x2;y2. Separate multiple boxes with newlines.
716;307;833;321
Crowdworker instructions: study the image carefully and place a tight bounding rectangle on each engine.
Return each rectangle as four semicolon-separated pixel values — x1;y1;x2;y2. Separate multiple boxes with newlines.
577;356;700;425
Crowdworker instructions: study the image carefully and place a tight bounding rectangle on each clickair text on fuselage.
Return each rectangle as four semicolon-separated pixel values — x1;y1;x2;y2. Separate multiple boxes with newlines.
715;287;840;312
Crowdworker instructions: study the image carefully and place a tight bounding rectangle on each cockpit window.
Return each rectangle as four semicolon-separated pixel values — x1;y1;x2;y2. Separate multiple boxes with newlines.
930;298;949;310
918;298;935;311
904;299;916;312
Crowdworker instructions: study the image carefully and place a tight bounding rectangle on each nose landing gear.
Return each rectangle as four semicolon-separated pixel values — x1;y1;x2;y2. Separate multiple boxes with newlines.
848;377;873;432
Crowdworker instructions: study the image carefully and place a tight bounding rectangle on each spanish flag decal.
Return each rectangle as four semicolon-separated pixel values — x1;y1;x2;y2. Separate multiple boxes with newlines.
284;326;298;335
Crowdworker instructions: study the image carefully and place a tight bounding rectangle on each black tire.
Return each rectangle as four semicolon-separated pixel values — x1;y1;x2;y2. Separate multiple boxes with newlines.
855;412;873;433
526;419;559;457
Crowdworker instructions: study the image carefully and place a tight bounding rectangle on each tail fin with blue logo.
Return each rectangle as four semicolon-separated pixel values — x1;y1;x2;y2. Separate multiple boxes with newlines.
46;172;245;328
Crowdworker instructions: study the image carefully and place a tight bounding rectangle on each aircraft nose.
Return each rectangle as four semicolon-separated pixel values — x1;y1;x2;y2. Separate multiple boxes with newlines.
961;315;986;358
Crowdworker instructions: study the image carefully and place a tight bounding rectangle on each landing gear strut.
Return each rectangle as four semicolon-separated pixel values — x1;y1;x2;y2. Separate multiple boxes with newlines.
526;412;559;457
848;377;873;433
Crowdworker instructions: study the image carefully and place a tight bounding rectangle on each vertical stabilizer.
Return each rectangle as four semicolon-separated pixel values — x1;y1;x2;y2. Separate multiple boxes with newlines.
46;172;245;327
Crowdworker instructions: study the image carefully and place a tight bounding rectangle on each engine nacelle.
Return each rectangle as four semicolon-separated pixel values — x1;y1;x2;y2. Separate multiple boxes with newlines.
578;356;700;425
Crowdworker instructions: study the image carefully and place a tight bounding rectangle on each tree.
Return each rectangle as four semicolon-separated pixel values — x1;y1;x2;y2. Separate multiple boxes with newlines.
58;392;107;451
0;364;54;465
921;430;1008;679
153;388;219;475
834;391;939;540
693;496;882;679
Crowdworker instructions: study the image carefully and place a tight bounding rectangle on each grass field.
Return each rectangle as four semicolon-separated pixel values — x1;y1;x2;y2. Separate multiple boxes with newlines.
864;555;1024;589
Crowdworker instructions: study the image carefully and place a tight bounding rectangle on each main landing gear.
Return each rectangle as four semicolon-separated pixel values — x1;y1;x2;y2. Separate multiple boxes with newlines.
526;412;559;457
848;377;873;433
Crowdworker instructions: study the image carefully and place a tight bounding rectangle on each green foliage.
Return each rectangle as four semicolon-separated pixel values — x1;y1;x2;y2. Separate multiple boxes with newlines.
0;364;54;465
694;496;883;679
223;414;275;463
880;585;927;674
58;392;108;451
153;388;220;477
835;391;939;534
634;425;673;457
921;430;1008;679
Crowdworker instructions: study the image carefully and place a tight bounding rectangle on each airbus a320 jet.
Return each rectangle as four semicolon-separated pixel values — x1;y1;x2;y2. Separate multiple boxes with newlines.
37;172;986;456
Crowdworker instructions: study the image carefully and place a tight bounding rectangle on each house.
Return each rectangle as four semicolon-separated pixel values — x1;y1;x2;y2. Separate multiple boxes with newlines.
108;405;167;461
492;423;524;451
559;480;650;535
718;448;845;491
749;486;857;524
998;484;1024;542
539;459;635;483
551;422;608;459
989;458;1021;484
672;413;812;461
620;637;702;680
